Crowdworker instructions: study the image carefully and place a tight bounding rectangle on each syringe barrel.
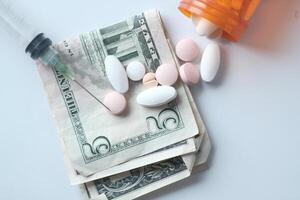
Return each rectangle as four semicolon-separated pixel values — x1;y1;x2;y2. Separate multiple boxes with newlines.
0;0;39;48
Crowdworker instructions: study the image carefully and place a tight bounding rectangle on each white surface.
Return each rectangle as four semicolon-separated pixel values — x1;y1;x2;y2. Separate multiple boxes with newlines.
0;0;299;200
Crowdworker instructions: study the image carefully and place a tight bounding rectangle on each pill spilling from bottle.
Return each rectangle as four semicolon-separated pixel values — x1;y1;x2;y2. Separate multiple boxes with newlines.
178;0;262;41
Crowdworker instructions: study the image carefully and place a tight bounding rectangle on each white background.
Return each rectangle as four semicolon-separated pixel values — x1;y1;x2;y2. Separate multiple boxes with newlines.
0;0;299;200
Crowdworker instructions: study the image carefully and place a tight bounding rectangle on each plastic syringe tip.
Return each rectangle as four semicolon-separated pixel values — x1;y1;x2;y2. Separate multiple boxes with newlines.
39;46;76;80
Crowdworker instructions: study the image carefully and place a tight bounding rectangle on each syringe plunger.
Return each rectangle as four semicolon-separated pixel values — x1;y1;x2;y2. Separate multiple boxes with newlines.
0;0;39;48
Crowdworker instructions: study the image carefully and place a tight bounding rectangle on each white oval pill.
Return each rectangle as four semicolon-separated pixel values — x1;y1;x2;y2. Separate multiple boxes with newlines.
105;55;129;93
200;42;221;82
126;61;145;81
103;91;127;115
137;86;177;107
192;16;219;37
175;38;200;62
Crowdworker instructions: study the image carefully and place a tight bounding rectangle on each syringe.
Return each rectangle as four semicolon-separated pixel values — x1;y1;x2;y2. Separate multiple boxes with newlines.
0;0;110;111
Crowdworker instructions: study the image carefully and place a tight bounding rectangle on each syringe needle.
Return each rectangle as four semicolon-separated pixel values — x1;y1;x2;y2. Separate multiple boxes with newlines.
73;80;111;111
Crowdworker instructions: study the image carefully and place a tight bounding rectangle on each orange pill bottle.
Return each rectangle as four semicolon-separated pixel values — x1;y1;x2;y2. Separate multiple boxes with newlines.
178;0;261;41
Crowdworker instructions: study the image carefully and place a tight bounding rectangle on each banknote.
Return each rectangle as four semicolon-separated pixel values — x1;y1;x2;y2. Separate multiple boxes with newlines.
37;10;199;176
80;135;210;200
80;74;210;200
66;71;202;185
65;77;203;185
64;137;197;185
193;133;211;173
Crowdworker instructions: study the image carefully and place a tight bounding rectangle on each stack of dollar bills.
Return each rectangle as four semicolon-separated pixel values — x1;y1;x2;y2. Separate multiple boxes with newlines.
36;10;211;200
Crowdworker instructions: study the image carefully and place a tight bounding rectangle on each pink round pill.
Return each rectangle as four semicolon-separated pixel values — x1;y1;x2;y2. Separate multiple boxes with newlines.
175;38;200;62
143;72;158;88
179;63;201;85
155;63;178;86
103;91;127;115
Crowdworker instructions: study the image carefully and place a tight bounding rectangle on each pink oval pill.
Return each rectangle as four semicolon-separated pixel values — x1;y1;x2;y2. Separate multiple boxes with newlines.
103;91;127;115
155;63;178;86
179;63;200;85
175;38;200;62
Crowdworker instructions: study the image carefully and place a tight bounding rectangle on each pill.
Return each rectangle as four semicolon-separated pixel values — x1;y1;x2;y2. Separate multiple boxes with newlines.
103;91;127;115
200;42;221;82
105;55;129;93
126;61;146;81
136;86;177;107
155;63;178;86
175;38;199;62
179;63;200;85
143;72;158;88
208;28;223;39
192;16;219;37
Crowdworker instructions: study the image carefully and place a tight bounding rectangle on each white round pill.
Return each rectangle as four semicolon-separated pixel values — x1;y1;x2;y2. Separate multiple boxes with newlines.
126;61;146;81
